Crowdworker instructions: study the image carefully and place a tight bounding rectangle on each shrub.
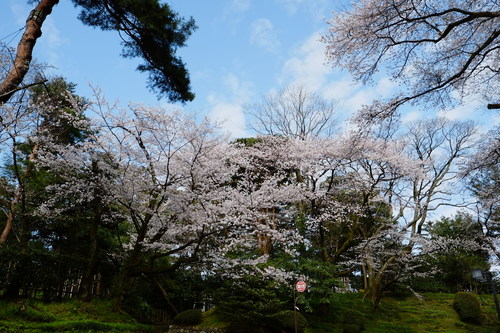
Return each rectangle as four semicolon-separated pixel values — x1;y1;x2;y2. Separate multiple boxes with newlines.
342;309;365;330
214;277;288;331
173;309;203;326
387;283;414;300
269;310;308;333
453;292;482;324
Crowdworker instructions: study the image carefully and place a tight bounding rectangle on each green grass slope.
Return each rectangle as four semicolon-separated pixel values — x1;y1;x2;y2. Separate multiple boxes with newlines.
0;299;154;332
199;293;500;333
2;293;500;332
305;293;500;333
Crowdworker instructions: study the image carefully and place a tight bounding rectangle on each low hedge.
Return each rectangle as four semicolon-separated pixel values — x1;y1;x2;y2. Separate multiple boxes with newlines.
173;309;203;326
453;292;481;324
269;310;308;333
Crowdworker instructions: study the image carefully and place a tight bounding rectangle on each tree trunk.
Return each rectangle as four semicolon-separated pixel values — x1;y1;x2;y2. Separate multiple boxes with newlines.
79;217;99;301
0;0;59;105
79;161;102;301
151;275;179;315
111;239;145;312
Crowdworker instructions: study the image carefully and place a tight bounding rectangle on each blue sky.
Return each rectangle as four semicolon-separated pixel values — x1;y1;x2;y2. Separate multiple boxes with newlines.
1;0;498;138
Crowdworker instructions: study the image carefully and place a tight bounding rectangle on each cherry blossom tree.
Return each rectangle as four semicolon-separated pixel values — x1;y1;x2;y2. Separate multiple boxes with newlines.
36;92;312;309
322;0;500;118
340;117;477;307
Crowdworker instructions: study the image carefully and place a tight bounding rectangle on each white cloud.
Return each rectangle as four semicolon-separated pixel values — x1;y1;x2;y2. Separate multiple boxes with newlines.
340;76;397;113
225;0;251;14
322;77;360;100
343;90;373;113
223;73;254;102
38;16;65;66
250;18;280;53
281;31;331;90
401;110;422;124
206;73;254;138
208;100;247;139
437;92;483;122
375;77;397;97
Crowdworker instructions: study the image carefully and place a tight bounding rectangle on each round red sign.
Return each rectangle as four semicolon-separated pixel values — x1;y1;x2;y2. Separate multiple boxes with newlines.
296;280;307;292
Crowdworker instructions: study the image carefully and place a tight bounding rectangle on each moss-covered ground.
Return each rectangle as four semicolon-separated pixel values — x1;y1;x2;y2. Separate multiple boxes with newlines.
1;293;500;332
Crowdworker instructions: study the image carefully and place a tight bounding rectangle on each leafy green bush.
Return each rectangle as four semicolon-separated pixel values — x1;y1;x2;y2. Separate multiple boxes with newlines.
453;292;482;324
173;309;202;326
269;310;308;333
342;309;365;330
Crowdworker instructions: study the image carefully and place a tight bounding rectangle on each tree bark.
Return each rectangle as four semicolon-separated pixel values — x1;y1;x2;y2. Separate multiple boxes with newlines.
0;0;59;105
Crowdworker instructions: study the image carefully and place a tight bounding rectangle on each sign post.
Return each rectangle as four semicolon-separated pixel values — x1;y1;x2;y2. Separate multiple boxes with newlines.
294;281;307;333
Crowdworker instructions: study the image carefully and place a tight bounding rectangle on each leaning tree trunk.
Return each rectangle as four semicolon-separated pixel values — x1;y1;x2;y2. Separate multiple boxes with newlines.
0;0;59;105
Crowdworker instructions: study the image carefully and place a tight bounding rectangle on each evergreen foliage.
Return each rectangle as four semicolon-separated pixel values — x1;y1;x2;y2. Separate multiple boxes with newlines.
72;0;196;102
215;277;290;332
419;213;490;293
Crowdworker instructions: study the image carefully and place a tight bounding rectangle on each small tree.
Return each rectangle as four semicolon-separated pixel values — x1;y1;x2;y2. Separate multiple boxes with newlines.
418;213;489;293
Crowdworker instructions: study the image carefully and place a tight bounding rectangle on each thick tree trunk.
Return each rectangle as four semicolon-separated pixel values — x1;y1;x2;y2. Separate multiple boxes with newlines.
111;254;141;312
0;0;59;105
111;232;146;312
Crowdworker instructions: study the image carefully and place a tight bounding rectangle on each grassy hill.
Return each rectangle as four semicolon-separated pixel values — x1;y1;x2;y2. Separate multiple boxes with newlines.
0;298;155;332
302;292;500;333
198;292;500;333
1;293;500;332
